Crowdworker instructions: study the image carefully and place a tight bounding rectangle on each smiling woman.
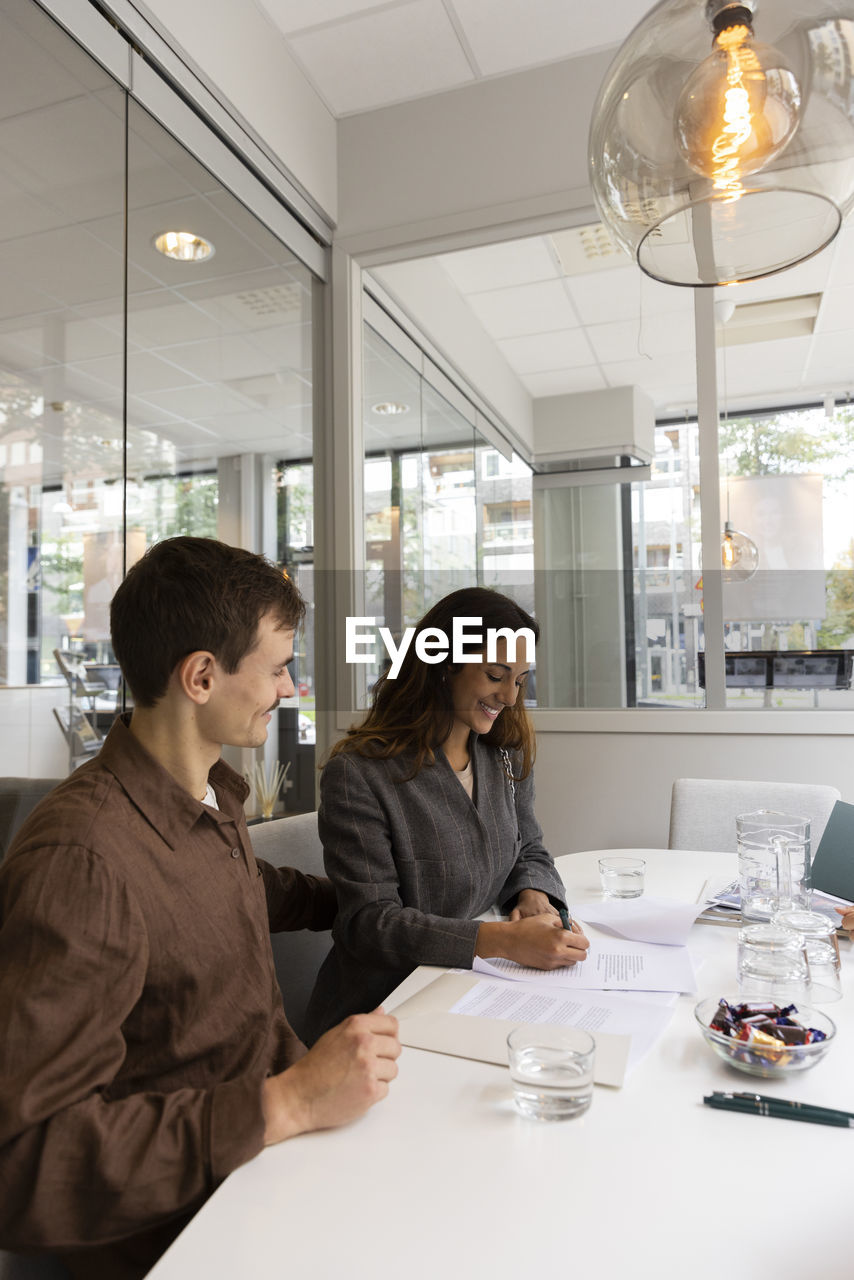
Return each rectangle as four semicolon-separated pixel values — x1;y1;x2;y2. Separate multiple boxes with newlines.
302;586;589;1043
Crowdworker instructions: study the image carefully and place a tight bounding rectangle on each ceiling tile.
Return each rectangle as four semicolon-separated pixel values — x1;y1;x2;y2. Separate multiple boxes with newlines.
465;280;578;339
825;223;854;286
289;0;474;115
497;328;594;373
587;311;695;364
438;238;557;293
452;0;649;77
718;336;813;402
814;285;854;334
566;267;693;326
257;0;392;33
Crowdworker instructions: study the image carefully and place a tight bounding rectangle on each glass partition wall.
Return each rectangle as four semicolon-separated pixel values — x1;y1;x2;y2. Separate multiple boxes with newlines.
0;0;318;803
364;306;854;712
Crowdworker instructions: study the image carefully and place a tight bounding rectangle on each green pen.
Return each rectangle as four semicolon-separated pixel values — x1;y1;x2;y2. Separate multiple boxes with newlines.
559;907;573;932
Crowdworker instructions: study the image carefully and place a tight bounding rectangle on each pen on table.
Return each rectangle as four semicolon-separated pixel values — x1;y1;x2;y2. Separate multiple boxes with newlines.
559;907;574;932
703;1092;854;1128
728;1091;854;1121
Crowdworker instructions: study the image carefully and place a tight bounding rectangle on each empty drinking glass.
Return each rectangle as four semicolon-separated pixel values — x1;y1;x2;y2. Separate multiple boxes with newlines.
736;922;811;1002
774;907;843;1004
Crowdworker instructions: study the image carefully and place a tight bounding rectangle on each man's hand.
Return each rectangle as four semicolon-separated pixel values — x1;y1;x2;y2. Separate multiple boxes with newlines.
262;1009;401;1145
476;914;589;970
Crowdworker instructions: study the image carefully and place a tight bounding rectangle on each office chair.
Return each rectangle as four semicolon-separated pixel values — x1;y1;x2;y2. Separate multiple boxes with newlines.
668;777;842;853
248;811;331;1042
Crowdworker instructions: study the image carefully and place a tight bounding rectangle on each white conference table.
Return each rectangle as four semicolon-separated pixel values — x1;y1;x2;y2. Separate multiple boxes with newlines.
149;849;852;1280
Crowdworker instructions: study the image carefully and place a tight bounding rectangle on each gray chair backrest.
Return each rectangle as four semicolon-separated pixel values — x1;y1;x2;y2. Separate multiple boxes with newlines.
668;777;842;853
0;778;63;861
248;812;330;1043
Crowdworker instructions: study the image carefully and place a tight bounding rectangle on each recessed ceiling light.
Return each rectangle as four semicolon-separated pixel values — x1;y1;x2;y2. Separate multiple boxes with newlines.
372;401;409;416
153;231;215;263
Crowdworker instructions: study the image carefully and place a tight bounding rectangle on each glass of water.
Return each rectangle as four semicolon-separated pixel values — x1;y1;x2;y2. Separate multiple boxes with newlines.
599;856;645;898
507;1025;595;1121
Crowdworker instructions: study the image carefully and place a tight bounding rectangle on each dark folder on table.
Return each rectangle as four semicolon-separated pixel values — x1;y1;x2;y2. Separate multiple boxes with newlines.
811;801;854;902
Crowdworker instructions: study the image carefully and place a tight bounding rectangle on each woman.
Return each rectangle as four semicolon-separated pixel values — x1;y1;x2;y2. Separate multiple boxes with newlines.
303;587;588;1043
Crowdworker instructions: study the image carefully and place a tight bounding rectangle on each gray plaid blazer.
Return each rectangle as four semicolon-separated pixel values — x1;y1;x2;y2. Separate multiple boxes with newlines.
303;735;566;1043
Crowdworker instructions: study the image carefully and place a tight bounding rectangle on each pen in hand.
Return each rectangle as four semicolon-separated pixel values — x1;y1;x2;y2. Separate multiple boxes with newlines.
559;907;574;932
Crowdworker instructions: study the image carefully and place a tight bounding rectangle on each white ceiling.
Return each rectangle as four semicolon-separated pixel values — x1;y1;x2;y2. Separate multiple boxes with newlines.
254;0;653;117
259;0;854;428
375;218;854;420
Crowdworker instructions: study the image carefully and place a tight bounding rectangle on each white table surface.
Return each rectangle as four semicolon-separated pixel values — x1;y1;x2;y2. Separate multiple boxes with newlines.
148;849;852;1280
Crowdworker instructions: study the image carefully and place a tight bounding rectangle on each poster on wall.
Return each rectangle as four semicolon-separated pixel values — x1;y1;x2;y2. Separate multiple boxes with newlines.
721;473;825;623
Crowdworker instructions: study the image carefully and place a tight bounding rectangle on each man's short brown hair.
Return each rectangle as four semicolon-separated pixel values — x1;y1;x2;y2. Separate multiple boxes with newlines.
110;537;305;707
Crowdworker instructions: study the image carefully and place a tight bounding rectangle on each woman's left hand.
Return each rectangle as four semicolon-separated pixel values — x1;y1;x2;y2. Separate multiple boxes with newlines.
509;889;557;921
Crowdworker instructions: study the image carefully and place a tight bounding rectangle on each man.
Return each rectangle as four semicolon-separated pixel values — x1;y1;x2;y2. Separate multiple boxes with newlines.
0;537;400;1279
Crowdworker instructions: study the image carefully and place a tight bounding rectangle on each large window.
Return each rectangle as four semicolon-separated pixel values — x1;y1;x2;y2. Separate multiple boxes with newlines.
0;0;319;798
362;324;534;692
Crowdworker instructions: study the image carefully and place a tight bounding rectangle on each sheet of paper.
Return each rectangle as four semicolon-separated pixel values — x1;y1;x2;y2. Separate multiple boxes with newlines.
474;936;697;994
391;971;631;1086
448;979;676;1076
572;896;705;945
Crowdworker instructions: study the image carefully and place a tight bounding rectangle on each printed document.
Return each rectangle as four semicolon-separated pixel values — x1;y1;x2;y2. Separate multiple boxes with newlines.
474;936;697;993
448;979;674;1075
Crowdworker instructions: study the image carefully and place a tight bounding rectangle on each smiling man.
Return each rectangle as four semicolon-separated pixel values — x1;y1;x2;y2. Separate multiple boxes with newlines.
0;537;400;1280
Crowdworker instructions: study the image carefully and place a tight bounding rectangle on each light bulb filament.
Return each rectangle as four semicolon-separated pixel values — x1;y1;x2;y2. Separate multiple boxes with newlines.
711;24;755;200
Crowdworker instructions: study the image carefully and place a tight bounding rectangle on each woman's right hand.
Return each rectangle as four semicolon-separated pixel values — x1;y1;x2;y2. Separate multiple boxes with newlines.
835;904;854;938
476;914;589;969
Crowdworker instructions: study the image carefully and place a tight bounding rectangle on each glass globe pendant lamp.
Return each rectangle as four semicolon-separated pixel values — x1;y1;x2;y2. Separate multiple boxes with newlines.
721;519;759;580
589;0;854;286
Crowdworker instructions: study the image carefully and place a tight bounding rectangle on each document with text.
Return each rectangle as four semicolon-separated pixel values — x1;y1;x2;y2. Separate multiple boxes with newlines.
474;936;697;993
448;979;675;1075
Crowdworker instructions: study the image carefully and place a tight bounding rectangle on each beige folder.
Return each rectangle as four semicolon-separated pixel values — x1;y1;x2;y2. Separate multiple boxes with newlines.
392;971;630;1087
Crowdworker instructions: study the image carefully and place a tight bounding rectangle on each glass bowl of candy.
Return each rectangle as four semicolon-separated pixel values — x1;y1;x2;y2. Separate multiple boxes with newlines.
694;997;836;1078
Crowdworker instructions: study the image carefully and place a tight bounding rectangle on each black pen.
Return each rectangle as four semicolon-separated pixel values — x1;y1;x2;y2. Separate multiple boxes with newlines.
728;1091;854;1122
704;1093;854;1128
559;907;574;932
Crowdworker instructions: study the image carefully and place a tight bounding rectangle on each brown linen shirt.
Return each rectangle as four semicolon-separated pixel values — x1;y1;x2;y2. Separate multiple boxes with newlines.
0;715;336;1279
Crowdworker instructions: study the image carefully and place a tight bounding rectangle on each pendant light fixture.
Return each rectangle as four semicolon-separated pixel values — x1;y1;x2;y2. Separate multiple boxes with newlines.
588;0;854;286
721;511;759;580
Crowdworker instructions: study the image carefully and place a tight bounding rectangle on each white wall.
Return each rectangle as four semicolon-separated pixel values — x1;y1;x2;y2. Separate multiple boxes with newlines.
0;686;74;779
138;0;338;223
532;722;854;854
336;51;614;258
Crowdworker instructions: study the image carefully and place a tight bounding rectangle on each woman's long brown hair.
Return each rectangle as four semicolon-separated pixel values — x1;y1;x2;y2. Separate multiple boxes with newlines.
329;587;539;779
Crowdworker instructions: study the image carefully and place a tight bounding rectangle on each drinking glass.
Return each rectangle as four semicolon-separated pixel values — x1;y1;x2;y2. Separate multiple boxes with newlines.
507;1025;595;1121
598;856;645;899
736;922;811;1002
773;907;843;1003
736;810;811;923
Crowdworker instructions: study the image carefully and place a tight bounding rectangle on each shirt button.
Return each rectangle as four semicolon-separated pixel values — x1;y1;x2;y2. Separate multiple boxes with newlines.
231;848;240;859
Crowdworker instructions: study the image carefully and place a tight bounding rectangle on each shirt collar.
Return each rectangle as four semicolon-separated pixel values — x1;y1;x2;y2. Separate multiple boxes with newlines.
97;714;250;850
